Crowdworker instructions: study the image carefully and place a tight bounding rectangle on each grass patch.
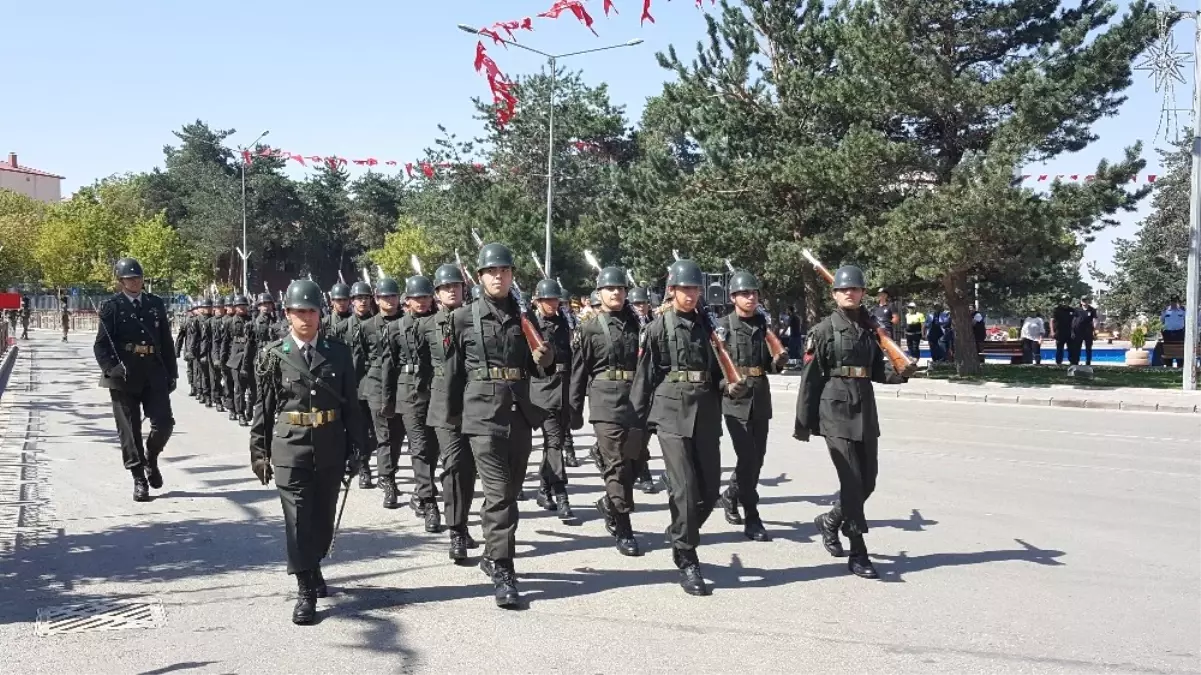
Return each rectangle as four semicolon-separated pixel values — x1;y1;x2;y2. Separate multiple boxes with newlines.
924;363;1185;389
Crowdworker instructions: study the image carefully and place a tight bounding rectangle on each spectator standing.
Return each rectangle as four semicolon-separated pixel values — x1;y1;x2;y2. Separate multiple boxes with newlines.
1069;295;1098;366
1020;313;1045;364
786;306;803;364
1051;296;1074;365
904;302;925;360
926;304;945;362
1161;295;1186;368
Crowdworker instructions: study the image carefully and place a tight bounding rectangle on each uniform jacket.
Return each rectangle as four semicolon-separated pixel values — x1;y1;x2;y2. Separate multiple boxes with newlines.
569;305;641;427
175;315;192;359
630;307;724;439
794;308;904;441
717;310;780;421
342;312;376;402
528;307;572;413
225;314;252;372
358;311;402;402
94;292;177;392
420;306;460;431
249;334;367;470
321;311;353;341
380;309;435;416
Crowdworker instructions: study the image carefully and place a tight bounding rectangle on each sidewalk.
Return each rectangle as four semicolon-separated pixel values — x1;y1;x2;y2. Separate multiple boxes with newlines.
768;372;1201;414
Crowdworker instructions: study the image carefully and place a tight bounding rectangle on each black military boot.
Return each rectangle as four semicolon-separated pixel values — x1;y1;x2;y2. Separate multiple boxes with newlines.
814;512;845;557
635;466;659;494
292;571;318;625
614;513;641;557
720;487;743;525
449;529;469;563
204;398;214;408
564;446;580;468
424;501;442;533
145;455;164;490
491;559;521;609
410;493;427;517
555;492;574;521
132;471;151;503
239;414;251;428
312;565;328;598
228;409;238;421
357;467;373;489
535;488;557;512
381;479;399;509
744;509;771;542
479;556;496;578
673;549;710;597
848;535;878;579
465;531;480;549
589;445;602;467
595;496;617;536
216;401;225;413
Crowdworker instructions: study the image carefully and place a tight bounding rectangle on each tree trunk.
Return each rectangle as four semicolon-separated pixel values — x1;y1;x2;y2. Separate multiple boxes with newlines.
942;272;982;375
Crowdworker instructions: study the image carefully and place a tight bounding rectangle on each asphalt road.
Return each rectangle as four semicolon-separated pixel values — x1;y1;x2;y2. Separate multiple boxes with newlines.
1;330;1198;674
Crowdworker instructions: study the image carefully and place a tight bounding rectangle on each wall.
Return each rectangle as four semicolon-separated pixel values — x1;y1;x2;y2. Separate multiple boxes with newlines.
0;171;62;203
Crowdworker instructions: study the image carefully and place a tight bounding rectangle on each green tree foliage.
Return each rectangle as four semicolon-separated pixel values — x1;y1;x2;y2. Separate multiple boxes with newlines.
0;189;48;286
366;218;445;280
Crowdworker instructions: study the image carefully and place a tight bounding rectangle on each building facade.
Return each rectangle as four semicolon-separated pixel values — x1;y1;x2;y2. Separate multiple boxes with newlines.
0;153;64;202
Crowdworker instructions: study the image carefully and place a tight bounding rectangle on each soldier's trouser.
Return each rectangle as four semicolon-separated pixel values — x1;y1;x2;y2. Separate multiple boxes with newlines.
231;369;249;418
209;362;224;402
659;430;721;553
823;436;879;537
221;366;235;409
194;360;211;399
109;379;175;471
372;406;406;479
724;412;771;517
593;421;641;513
631;426;652;476
906;334;921;359
184;358;194;389
356;400;376;471
403;411;439;502
467;416;533;562
538;409;568;495
437;426;476;530
274;464;343;574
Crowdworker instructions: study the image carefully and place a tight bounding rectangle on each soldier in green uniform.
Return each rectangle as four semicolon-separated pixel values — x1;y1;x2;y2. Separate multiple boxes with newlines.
189;298;213;406
570;266;644;556
559;285;581;469
208;297;227;413
321;282;353;339
218;297;239;418
249;279;368;625
447;243;556;608
226;296;253;426
248;293;278;415
716;270;787;542
529;278;574;521
795;265;911;580
363;275;406;507
380;274;442;531
631;259;746;596
93;258;178;502
423;265;480;561
343;281;378;489
627;286;658;493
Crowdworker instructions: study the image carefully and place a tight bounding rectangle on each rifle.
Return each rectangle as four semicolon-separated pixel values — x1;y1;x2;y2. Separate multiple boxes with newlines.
724;258;787;360
801;248;916;375
89;297;128;378
455;249;477;286
410;254;423;276
471;230;543;351
337;270;346;285
670;250;743;386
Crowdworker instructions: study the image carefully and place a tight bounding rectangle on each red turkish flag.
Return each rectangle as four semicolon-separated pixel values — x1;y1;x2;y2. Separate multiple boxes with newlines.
289;153;306;166
538;0;597;35
604;0;618;15
385;160;397;166
642;0;655;23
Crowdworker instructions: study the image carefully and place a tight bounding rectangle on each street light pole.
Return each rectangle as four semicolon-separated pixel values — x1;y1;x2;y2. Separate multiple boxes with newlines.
457;25;642;279
236;130;270;296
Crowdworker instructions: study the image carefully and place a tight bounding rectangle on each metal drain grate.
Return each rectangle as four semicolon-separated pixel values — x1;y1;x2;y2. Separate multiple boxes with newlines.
35;598;167;636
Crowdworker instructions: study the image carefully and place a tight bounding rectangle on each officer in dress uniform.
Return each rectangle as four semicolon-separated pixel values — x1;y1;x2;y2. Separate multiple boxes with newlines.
363;275;406;507
344;281;379;489
529;278;574;521
249;279;368;625
422;265;480;561
626;286;658;493
570;267;644;556
380;274;442;531
226;296;253;426
631;259;745;596
93;258;178;502
321;282;353;340
795;265;911;580
716;270;787;542
446;243;556;608
559;284;581;469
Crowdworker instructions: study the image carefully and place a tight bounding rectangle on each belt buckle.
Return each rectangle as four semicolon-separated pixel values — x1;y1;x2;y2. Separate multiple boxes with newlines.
687;371;702;383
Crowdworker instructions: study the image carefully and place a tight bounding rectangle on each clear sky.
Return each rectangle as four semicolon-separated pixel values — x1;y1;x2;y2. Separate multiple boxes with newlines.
3;0;1183;281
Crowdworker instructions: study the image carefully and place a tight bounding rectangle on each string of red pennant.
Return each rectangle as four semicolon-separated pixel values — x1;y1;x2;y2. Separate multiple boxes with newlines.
1019;174;1158;183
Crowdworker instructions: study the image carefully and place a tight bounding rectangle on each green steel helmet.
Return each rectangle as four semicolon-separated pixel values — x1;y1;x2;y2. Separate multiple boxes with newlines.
589;290;601;307
215;296;226;308
114;257;144;279
329;282;351;300
596;266;628;289
349;281;373;298
559;285;572;303
284;279;323;310
629;286;650;303
233;295;249;307
225;295;236;307
433;264;465;288
256;292;274;305
200;297;213;308
832;265;867;290
476;243;515;271
404;275;435;298
534;278;562;300
649;291;662;306
728;270;760;295
666;259;704;287
375;276;401;296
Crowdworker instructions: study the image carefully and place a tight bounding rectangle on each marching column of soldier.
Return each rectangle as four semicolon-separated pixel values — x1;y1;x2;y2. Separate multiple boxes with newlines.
95;246;913;624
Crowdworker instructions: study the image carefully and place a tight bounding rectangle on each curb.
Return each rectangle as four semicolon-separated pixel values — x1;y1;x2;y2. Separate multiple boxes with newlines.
767;382;1200;414
0;346;20;400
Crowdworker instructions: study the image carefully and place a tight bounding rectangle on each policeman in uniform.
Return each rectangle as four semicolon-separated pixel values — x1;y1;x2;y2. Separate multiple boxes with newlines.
795;265;911;580
570;267;644;556
380;274;442;531
364;275;406;507
559;284;581;468
344;281;379;489
627;286;658;493
422;265;480;560
529;278;574;521
226;296;253;426
93;258;177;502
249;279;368;625
322;282;353;339
447;243;555;608
632;259;744;596
716;270;786;542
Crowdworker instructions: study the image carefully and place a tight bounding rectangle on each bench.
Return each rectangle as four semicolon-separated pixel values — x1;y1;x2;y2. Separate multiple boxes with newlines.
1161;342;1201;363
978;340;1026;364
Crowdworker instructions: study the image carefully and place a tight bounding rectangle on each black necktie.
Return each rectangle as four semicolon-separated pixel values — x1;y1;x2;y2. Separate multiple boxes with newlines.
302;344;312;366
132;299;141;311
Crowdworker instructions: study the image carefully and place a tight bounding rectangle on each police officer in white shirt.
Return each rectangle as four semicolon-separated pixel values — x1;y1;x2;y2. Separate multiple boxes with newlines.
1020;314;1045;364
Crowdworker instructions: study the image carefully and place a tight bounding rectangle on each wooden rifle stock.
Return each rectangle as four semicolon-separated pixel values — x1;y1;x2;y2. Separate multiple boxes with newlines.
758;307;787;359
703;306;743;386
511;288;544;351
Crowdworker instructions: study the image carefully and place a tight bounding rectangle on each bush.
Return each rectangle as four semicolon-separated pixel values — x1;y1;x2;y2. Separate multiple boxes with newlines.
1007;326;1019;339
1130;326;1147;349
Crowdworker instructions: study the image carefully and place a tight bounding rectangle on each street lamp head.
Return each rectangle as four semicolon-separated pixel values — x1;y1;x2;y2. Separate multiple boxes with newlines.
260;130;270;138
457;24;481;35
626;38;644;46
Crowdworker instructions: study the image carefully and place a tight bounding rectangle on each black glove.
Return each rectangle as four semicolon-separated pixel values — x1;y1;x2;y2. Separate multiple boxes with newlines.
168;378;177;393
252;457;273;485
107;362;128;379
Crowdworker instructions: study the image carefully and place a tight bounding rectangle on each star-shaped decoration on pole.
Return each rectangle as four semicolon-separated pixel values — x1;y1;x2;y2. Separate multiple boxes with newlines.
1136;8;1195;141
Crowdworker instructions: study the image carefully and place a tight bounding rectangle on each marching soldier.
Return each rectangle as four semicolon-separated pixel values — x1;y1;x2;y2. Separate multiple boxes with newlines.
248;293;279;412
717;270;787;542
20;298;30;339
175;302;194;396
529;278;574;521
226;296;253;426
189;298;213;406
447;243;556;608
60;295;71;342
322;282;353;339
632;259;744;596
218;297;239;420
343;281;379;489
249;279;368;625
569;267;644;556
795;265;911;580
93;258;177;502
380;274;442;531
627;286;658;493
363;275;406;507
209;297;227;413
559;285;580;468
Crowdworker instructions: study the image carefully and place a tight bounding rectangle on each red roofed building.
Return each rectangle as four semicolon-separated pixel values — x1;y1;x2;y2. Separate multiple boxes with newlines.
0;152;64;203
